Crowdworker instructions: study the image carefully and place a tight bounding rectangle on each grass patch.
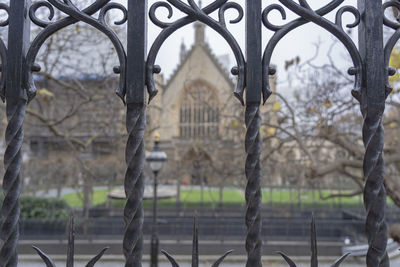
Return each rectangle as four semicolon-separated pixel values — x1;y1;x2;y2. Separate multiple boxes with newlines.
261;188;363;204
63;188;245;208
62;187;392;209
63;189;109;207
111;189;245;208
261;188;366;209
180;188;244;203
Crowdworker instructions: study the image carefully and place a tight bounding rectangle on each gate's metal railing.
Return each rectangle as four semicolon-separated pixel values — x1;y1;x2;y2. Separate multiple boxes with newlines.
0;0;397;266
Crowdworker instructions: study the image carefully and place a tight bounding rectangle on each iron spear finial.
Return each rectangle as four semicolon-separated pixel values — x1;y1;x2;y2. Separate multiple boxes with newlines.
277;214;350;267
33;215;109;267
162;217;233;267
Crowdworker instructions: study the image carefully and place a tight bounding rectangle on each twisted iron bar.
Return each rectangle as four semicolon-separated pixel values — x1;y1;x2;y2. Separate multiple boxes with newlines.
244;103;262;267
33;216;108;267
23;0;127;102
350;2;400;266
278;215;350;267
124;103;146;266
359;103;389;267
0;99;25;267
162;217;233;267
147;0;245;104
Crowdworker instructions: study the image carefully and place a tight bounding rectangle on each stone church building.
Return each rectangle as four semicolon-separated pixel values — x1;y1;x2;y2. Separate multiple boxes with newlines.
147;22;277;186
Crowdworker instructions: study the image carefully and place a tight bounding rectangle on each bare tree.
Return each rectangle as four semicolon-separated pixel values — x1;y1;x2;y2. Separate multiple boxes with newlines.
7;6;130;216
259;40;400;207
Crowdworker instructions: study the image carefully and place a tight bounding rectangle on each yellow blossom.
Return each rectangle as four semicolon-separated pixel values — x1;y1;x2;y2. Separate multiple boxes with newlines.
273;102;281;112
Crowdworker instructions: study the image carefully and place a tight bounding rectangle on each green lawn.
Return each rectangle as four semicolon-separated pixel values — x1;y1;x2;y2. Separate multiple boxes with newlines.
261;188;366;209
62;188;245;208
63;189;110;207
179;188;244;203
262;188;363;204
62;187;388;209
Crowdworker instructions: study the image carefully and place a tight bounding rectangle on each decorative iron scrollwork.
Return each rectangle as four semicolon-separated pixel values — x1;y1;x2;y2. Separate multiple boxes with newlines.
262;0;363;102
33;216;108;267
0;3;9;102
278;215;350;267
162;217;233;267
23;0;127;103
147;0;245;104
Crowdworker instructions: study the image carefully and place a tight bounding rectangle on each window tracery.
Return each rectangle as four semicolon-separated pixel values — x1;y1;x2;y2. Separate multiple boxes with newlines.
179;81;219;139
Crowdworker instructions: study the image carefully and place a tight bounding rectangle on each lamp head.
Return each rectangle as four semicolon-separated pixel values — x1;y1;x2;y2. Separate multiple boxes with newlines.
147;133;167;172
154;132;160;142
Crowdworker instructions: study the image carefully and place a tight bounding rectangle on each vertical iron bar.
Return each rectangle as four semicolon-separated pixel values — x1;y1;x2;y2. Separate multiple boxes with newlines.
0;1;30;266
124;1;147;266
124;102;146;267
192;217;198;267
66;216;74;267
151;170;159;267
126;0;147;105
357;0;389;266
245;1;263;266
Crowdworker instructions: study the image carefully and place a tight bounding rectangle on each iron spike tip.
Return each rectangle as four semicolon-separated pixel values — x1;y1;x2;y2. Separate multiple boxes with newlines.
211;250;234;267
32;246;57;267
161;222;233;267
161;250;180;267
86;247;109;267
276;251;297;267
331;253;350;267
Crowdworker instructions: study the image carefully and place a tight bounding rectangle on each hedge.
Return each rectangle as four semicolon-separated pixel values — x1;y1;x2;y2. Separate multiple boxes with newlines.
0;195;70;219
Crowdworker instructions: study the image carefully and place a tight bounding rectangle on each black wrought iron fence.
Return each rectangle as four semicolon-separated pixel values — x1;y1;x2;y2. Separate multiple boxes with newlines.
0;0;398;266
17;216;365;243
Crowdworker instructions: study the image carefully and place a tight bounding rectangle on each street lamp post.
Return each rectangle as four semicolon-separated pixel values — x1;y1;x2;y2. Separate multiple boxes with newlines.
146;134;167;267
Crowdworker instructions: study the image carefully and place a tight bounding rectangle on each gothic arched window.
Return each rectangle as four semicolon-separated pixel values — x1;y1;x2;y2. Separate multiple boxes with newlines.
180;81;219;139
